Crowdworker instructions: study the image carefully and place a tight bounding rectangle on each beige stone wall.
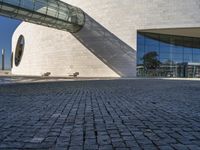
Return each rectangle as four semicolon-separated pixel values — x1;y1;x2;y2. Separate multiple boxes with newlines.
66;0;200;48
12;23;120;77
12;0;200;77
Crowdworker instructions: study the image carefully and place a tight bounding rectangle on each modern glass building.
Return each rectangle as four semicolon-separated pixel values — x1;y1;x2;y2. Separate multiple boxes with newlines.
0;0;199;78
137;32;200;78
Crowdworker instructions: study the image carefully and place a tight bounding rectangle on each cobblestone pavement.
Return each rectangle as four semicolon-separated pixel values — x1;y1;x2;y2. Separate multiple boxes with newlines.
0;79;200;150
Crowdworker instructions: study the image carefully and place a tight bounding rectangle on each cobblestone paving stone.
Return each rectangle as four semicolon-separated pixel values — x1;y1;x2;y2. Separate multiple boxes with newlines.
0;79;200;150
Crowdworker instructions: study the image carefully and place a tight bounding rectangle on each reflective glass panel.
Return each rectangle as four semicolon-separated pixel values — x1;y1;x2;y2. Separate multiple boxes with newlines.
137;32;200;78
0;0;85;33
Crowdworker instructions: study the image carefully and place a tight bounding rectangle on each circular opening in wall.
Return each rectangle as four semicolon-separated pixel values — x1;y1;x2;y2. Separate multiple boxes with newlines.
15;35;25;67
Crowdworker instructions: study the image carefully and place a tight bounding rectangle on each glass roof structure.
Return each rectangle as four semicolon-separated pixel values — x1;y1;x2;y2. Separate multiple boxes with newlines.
0;0;85;33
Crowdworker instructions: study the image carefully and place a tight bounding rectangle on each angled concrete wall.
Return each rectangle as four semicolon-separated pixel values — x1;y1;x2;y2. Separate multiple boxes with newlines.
12;0;200;77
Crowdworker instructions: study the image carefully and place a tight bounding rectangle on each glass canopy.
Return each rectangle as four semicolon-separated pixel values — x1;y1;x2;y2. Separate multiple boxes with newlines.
0;0;85;32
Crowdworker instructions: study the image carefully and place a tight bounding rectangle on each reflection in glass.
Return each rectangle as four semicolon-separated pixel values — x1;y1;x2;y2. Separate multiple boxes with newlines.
137;32;200;78
0;0;85;33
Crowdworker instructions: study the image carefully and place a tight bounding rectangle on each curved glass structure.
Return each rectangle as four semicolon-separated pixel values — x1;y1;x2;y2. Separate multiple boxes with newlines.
15;35;25;66
137;32;200;78
0;0;85;33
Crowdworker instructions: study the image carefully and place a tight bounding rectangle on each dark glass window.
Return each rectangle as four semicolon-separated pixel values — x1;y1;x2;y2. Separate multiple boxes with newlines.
11;52;13;68
137;32;200;78
15;35;25;67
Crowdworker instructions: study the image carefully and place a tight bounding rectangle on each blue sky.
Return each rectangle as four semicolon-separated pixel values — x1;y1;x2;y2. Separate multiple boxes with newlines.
0;16;21;70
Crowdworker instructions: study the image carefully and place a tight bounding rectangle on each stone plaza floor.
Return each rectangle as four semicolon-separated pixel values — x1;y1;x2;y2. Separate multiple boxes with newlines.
0;79;200;150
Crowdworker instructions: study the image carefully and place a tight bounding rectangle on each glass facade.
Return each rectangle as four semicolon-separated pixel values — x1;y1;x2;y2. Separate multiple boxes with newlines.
137;32;200;78
0;0;85;33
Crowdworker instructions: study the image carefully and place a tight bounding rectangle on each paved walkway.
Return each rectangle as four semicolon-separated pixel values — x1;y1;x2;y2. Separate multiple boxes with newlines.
0;79;200;150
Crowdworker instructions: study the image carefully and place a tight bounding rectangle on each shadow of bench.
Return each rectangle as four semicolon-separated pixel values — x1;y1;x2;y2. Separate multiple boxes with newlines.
42;72;51;77
69;72;79;78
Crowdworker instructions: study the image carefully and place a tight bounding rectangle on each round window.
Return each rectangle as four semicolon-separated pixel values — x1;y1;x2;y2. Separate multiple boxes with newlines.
15;35;25;66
